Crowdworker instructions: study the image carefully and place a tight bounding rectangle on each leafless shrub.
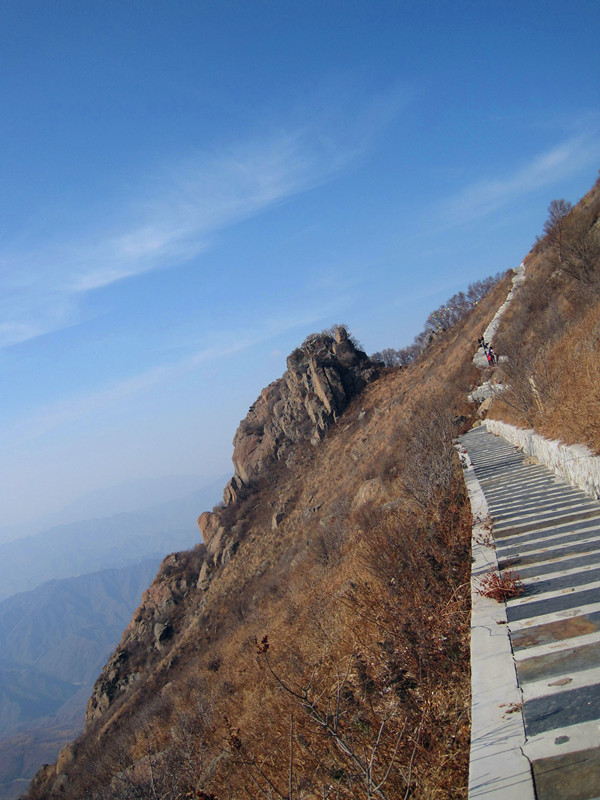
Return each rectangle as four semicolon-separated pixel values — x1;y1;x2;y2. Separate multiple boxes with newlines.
476;570;524;602
425;274;503;334
543;198;573;263
372;274;503;369
314;519;347;566
255;638;419;800
395;402;457;515
371;347;405;368
561;213;600;293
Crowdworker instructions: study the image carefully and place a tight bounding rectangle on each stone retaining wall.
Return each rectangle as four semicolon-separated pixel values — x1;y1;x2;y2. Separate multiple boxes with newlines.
484;418;600;499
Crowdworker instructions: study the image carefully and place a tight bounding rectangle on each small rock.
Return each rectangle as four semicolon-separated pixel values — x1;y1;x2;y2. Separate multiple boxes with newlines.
272;512;284;530
154;621;173;648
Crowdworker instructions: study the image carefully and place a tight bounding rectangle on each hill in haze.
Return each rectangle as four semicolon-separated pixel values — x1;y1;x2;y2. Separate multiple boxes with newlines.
0;479;226;799
0;560;161;800
0;478;225;601
0;474;226;546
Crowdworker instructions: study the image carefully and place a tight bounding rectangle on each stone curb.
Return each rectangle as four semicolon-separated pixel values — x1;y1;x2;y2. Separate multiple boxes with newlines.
474;262;526;367
457;445;535;799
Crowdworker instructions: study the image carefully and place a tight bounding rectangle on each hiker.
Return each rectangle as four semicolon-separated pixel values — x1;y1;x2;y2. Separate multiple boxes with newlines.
488;346;496;364
486;350;493;365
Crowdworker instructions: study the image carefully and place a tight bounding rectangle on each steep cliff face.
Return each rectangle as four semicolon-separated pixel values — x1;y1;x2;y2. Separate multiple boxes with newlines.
85;546;207;728
85;326;377;731
221;326;378;507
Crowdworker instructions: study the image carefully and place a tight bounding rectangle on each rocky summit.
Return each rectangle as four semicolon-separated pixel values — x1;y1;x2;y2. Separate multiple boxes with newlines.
221;325;379;507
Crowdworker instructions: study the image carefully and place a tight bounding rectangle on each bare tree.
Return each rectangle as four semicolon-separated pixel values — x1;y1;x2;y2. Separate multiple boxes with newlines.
255;638;415;800
560;214;600;292
396;402;457;514
371;348;403;368
544;198;573;263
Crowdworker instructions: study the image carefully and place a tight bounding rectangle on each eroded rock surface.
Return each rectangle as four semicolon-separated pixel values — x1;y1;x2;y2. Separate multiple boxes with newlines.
85;546;206;727
222;326;378;508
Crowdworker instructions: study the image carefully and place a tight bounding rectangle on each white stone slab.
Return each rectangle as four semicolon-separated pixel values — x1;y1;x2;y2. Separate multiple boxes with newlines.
509;600;600;633
523;719;600;762
513;631;600;662
521;665;600;702
460;446;535;799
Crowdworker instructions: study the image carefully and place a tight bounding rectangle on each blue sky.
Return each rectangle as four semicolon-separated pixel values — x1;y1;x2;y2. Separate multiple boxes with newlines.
1;0;599;530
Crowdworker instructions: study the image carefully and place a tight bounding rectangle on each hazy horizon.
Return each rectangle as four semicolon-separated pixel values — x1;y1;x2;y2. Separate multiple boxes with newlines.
0;471;228;545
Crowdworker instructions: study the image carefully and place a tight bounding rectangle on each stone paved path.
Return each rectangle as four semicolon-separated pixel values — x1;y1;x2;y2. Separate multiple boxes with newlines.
460;425;600;800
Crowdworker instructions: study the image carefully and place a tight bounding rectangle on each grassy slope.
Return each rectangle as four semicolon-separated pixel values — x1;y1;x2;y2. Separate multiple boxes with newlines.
489;176;600;452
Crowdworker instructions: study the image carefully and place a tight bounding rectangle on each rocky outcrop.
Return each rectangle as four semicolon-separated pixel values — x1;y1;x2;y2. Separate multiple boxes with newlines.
85;329;378;731
221;326;378;508
85;546;206;727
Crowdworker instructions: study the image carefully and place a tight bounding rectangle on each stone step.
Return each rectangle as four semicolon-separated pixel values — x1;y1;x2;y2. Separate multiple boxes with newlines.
496;518;600;552
518;641;600;684
460;424;600;800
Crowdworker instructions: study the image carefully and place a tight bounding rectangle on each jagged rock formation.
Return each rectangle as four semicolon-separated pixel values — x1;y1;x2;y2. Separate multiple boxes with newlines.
85;326;378;731
85;546;206;727
221;326;378;507
196;326;377;581
198;325;378;562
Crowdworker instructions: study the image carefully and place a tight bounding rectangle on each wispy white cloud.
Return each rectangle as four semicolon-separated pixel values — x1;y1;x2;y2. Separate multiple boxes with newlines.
0;89;403;349
2;343;236;447
3;293;351;447
436;126;600;230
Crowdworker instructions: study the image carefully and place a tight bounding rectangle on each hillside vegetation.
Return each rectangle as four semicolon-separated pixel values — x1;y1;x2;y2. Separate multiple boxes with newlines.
24;174;600;800
489;175;600;451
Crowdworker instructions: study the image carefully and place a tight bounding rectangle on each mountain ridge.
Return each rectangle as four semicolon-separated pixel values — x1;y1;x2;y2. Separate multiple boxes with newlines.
0;560;162;736
0;479;225;600
0;560;167;800
27;308;492;797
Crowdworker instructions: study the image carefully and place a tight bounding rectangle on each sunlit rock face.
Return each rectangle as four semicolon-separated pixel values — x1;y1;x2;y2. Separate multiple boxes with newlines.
223;326;379;502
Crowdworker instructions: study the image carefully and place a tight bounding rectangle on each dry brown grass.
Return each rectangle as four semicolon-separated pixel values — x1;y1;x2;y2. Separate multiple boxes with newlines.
489;180;600;453
538;303;600;451
475;570;525;603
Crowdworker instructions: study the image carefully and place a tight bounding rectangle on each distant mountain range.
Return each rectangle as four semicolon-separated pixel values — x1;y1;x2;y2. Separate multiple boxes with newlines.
0;559;162;735
0;475;228;800
0;473;229;545
0;477;226;601
0;559;161;800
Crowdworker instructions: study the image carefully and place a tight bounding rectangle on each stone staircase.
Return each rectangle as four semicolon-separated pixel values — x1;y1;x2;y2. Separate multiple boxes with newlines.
460;425;600;800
